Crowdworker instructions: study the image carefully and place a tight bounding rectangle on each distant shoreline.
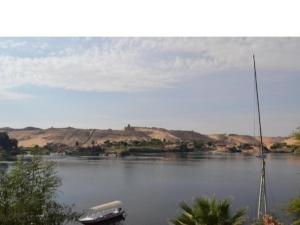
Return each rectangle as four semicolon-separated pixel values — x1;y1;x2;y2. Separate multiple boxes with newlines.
1;126;298;157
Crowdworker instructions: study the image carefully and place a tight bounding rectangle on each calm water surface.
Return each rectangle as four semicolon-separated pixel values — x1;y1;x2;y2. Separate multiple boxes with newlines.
53;153;300;225
4;153;300;225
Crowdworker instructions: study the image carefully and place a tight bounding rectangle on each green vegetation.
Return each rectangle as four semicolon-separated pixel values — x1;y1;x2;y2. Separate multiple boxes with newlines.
294;146;300;154
0;156;78;225
287;195;300;225
269;142;295;153
68;147;103;156
292;127;300;154
101;139;167;154
0;132;18;150
194;141;204;149
170;195;246;225
104;140;112;146
239;143;253;150
126;139;164;148
28;144;50;155
148;138;164;146
270;143;288;150
294;128;300;141
207;141;215;147
0;132;19;159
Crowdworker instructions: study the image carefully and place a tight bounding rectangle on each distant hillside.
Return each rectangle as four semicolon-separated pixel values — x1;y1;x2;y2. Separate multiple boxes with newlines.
0;126;290;149
285;136;300;146
208;133;287;148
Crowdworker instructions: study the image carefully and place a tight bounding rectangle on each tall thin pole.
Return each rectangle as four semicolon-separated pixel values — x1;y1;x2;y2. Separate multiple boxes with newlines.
253;55;264;156
253;54;267;219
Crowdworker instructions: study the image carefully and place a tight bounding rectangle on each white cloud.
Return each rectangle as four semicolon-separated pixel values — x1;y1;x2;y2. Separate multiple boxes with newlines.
0;39;27;49
0;88;32;100
0;37;300;99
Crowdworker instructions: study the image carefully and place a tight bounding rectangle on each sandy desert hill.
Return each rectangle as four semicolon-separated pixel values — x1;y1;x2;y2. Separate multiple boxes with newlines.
0;126;289;148
208;133;287;148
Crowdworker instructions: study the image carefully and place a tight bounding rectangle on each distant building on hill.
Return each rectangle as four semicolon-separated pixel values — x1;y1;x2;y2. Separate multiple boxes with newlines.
124;124;135;131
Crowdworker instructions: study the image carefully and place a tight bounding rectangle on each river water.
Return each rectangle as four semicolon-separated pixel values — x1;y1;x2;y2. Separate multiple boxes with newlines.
2;153;300;225
50;153;300;225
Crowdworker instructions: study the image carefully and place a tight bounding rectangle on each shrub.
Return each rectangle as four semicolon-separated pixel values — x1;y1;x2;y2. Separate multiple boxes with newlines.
0;156;79;225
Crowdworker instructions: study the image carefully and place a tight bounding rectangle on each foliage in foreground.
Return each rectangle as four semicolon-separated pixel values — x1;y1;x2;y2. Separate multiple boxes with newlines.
170;195;247;225
0;156;78;225
286;195;300;225
262;214;284;225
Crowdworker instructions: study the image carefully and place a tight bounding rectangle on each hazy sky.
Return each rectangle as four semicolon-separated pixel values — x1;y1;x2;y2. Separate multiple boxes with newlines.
0;37;299;136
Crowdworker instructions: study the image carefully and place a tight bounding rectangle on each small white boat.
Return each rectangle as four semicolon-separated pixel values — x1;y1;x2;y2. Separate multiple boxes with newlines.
79;201;126;225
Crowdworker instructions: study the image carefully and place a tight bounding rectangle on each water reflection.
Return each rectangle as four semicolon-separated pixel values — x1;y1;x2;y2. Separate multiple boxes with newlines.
98;216;126;225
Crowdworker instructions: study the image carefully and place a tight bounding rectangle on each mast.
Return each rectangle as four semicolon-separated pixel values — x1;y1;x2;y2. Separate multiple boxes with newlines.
253;54;267;219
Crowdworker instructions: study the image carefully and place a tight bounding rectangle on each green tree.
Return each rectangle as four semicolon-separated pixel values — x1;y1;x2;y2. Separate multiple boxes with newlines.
104;140;111;146
0;132;19;157
294;128;300;141
286;196;300;225
170;195;246;225
0;156;78;225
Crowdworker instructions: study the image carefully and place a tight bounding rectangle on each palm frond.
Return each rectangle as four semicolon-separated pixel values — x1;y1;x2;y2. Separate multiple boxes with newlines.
171;195;246;225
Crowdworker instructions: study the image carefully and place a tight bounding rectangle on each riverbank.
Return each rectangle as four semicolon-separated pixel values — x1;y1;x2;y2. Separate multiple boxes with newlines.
1;126;299;157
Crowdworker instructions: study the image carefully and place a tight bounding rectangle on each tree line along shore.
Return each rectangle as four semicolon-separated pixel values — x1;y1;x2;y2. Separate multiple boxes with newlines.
1;125;299;159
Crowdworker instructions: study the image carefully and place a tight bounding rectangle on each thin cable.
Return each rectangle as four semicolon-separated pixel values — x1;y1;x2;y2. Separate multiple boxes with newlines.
253;67;256;146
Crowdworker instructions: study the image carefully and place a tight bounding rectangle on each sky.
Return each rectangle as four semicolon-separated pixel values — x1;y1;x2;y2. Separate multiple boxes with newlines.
0;37;299;136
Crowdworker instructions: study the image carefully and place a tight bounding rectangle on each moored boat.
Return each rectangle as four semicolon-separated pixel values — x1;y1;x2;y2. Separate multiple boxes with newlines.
79;201;126;225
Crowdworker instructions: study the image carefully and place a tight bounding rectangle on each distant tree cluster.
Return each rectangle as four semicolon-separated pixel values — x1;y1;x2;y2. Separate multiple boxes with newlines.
294;128;300;141
270;142;288;150
149;138;164;146
0;132;19;157
0;132;18;150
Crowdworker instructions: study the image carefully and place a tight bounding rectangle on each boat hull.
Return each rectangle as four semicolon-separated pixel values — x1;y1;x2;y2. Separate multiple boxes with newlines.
79;211;125;225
